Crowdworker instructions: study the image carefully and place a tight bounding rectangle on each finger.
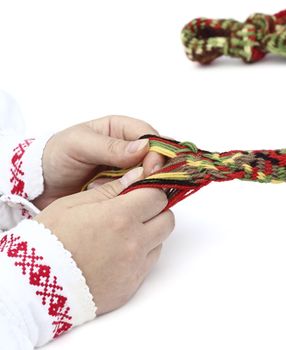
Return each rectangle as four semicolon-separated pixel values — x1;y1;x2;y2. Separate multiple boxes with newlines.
160;134;176;141
87;177;113;189
70;126;151;169
142;210;175;252
86;115;166;173
86;148;166;188
57;166;145;207
87;114;159;140
112;186;168;223
142;134;176;176
142;151;166;176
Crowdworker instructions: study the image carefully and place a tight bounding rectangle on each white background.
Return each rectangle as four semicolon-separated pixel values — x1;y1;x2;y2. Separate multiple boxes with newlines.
1;1;286;349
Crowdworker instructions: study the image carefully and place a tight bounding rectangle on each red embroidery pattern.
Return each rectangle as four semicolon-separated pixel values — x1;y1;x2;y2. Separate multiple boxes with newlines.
0;233;73;337
2;195;33;220
20;204;33;220
10;139;35;199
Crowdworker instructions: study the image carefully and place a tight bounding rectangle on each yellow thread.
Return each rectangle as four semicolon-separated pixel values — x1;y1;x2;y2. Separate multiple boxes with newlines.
221;158;234;165
257;172;266;181
81;168;131;191
232;153;243;159
103;171;126;177
187;159;217;170
243;164;253;173
147;172;189;180
271;179;284;184
221;153;243;165
149;145;176;158
209;153;220;160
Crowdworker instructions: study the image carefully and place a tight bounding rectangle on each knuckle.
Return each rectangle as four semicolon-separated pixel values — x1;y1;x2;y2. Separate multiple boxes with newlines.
106;138;121;156
96;181;119;199
106;114;121;121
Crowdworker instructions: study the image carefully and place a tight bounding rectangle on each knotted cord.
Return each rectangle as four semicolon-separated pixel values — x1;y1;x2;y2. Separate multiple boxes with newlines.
82;135;286;211
181;9;286;64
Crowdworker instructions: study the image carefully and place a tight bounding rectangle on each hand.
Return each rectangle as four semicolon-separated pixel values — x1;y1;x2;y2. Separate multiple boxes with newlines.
33;166;175;315
32;115;166;210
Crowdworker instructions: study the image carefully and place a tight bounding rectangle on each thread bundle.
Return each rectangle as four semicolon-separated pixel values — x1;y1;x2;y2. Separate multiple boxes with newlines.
181;9;286;64
82;135;286;210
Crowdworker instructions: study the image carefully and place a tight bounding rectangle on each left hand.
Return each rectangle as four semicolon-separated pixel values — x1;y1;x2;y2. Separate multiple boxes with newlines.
32;115;166;210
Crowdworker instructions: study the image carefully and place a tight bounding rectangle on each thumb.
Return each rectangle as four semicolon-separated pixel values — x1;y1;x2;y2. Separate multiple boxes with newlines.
92;166;144;201
103;135;150;168
62;167;144;207
78;132;150;168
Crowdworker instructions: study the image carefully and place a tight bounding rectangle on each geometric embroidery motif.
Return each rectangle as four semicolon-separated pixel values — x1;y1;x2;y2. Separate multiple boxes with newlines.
10;138;35;219
0;233;73;337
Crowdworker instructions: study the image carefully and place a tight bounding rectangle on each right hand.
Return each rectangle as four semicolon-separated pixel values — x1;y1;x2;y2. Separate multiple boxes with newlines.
33;166;175;316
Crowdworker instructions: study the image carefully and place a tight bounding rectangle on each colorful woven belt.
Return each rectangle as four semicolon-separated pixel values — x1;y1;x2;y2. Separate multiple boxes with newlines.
82;135;286;210
181;9;286;64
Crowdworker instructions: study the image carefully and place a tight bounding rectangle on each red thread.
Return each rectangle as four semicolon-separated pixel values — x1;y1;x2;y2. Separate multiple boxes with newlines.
251;48;266;62
9;139;35;219
275;10;286;21
10;139;34;199
264;160;273;176
0;233;72;338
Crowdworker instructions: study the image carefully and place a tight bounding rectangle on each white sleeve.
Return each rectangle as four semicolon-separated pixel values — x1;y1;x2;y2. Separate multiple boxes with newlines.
0;90;56;230
0;218;97;349
0;308;33;350
0;132;55;228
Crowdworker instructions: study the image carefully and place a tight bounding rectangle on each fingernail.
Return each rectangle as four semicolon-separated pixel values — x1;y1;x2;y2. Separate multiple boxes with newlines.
151;163;161;174
87;182;100;190
120;167;144;188
126;139;149;153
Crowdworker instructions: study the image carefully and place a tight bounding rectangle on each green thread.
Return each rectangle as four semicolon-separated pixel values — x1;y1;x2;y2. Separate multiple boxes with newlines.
181;10;286;64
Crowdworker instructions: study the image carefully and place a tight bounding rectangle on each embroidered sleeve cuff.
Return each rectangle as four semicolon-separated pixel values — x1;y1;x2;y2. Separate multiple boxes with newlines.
0;219;97;347
0;131;55;201
0;193;40;231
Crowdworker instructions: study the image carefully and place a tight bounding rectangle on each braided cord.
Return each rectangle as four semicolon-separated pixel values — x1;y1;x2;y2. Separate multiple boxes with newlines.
82;135;286;210
181;9;286;64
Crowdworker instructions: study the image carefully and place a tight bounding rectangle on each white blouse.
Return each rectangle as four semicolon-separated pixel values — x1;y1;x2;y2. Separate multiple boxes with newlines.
0;90;97;349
